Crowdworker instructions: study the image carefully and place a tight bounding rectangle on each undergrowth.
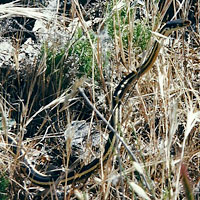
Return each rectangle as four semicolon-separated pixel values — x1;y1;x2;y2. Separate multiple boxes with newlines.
0;0;199;199
0;175;9;200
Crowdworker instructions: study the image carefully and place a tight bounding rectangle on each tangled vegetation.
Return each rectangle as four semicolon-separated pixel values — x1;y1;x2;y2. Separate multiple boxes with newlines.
0;0;199;199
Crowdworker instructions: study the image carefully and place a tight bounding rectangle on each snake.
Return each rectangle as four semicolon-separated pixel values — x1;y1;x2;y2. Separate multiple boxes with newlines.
3;19;190;187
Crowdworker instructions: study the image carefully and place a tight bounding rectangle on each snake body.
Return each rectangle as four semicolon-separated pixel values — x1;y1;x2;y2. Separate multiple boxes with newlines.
4;19;190;186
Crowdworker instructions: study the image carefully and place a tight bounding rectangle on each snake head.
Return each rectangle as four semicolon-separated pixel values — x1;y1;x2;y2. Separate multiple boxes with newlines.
161;19;191;36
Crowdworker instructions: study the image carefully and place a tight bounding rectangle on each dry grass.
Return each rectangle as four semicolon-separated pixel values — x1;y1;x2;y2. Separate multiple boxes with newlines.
0;0;199;199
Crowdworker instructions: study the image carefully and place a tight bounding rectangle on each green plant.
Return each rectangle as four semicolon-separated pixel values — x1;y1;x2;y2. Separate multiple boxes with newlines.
68;28;98;78
132;23;151;50
40;44;70;92
0;175;9;200
40;27;99;86
106;2;151;52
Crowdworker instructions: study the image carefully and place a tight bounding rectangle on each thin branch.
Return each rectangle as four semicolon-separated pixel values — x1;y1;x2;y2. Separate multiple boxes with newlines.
78;87;152;194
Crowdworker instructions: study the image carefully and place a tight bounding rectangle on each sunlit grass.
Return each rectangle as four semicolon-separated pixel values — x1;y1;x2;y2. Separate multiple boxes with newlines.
0;0;199;199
